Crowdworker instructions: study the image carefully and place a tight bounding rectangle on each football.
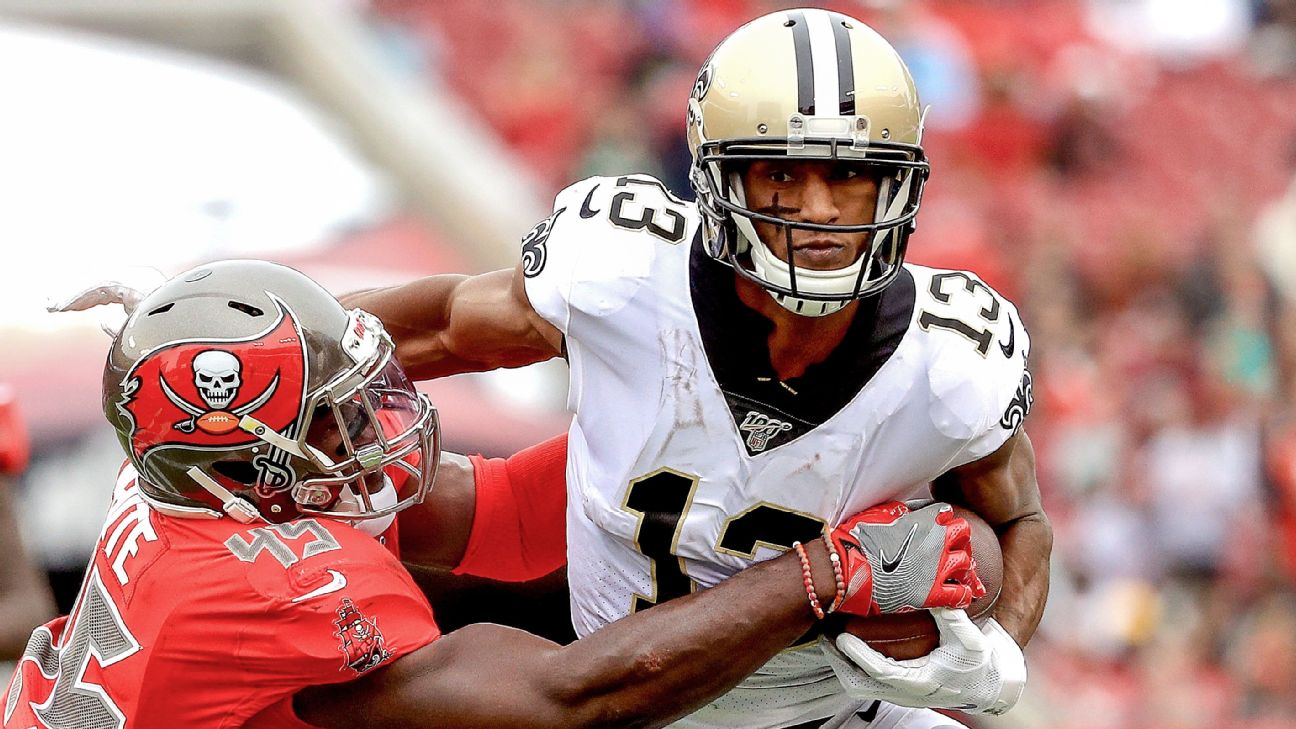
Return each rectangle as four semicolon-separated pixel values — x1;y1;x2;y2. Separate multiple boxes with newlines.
197;411;240;435
827;504;1002;661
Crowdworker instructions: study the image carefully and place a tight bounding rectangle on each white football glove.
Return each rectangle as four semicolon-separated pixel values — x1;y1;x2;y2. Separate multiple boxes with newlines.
821;608;1027;716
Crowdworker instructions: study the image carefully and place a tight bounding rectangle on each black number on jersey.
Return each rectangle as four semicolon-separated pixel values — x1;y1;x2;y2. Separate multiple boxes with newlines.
623;469;699;612
623;474;827;613
716;502;826;559
606;176;688;243
917;271;1002;356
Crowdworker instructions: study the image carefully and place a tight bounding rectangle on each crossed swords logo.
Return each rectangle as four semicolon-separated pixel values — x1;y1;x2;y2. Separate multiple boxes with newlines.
159;370;281;435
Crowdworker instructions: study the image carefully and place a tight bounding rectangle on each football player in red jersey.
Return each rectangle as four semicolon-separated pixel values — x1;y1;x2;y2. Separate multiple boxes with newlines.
7;260;981;729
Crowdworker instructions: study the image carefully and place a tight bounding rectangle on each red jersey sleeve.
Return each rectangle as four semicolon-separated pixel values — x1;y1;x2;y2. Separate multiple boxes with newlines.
453;433;569;582
232;520;440;689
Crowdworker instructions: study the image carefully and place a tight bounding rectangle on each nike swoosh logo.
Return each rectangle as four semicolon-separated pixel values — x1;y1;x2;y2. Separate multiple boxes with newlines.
291;569;347;603
579;185;601;219
999;315;1015;358
879;525;917;573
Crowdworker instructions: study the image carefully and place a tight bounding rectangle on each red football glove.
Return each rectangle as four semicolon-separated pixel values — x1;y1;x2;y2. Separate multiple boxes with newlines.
828;501;984;617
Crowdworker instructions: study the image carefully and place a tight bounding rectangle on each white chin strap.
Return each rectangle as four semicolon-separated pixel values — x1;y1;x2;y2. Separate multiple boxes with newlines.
730;170;913;318
331;474;399;537
185;466;263;523
747;238;862;317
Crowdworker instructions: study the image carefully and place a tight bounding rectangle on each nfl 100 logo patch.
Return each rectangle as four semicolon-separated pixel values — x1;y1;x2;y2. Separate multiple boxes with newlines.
738;411;793;453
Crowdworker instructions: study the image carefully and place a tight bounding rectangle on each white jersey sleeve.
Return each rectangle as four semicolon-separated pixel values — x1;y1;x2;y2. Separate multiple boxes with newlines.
522;175;697;336
908;265;1034;471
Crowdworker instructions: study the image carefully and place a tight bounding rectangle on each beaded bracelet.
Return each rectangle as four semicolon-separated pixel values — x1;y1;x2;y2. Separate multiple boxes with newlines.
792;541;826;620
821;532;847;613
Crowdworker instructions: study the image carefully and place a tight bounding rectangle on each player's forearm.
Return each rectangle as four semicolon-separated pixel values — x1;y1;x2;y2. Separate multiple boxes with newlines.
991;510;1051;646
344;269;560;380
297;544;835;729
341;276;471;380
397;452;477;569
401;435;569;579
547;543;835;729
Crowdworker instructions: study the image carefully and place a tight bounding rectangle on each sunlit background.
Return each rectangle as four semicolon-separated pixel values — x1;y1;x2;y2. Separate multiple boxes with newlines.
2;1;1295;727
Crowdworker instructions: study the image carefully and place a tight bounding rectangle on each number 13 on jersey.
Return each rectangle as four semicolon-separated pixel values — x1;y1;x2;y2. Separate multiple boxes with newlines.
622;469;824;611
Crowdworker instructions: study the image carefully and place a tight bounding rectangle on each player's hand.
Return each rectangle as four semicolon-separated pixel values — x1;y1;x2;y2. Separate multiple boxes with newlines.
46;282;149;315
827;501;983;616
46;268;166;337
822;608;1027;715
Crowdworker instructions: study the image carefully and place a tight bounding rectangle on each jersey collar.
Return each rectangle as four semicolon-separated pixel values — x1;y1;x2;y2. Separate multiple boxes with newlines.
688;232;915;454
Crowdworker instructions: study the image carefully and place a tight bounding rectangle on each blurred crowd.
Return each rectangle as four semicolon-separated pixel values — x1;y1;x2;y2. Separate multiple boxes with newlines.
372;0;1296;726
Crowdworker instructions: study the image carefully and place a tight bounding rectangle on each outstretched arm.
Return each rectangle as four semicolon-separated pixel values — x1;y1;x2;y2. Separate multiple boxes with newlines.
310;435;980;728
297;540;835;729
341;262;561;380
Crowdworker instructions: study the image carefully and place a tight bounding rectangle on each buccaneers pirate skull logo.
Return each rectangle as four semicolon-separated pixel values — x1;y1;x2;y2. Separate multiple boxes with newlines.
118;301;308;472
192;350;242;409
157;345;280;436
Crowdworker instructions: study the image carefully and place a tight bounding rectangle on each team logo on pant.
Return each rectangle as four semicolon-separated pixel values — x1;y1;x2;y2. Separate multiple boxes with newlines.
334;598;392;674
738;411;793;453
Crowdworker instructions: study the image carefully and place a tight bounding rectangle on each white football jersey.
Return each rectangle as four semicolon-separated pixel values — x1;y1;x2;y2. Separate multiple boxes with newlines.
523;175;1031;729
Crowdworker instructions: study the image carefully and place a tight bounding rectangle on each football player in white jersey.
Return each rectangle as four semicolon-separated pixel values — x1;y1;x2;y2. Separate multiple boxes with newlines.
347;8;1049;729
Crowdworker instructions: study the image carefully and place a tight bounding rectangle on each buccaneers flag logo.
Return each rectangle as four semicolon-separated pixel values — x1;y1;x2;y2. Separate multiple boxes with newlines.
334;597;392;674
118;302;308;464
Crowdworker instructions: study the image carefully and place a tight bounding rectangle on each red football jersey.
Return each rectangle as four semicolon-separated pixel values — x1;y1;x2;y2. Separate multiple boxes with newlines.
3;465;440;729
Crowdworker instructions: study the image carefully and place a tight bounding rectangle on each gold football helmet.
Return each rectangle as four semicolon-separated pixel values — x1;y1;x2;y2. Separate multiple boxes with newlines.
687;8;929;316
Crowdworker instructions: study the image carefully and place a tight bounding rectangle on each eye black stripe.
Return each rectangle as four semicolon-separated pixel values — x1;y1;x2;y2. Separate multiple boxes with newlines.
830;14;855;115
788;10;815;115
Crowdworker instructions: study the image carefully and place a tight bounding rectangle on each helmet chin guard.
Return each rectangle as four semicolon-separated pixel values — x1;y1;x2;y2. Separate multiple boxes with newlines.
727;165;920;317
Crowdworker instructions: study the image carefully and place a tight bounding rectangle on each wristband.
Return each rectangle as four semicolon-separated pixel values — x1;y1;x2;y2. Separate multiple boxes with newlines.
793;541;826;620
822;531;847;613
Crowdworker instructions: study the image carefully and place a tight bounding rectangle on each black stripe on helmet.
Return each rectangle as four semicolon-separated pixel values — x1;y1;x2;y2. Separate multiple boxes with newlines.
787;10;815;115
830;13;855;115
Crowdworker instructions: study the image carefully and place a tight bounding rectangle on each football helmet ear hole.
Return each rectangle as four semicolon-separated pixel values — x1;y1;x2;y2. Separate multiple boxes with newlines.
226;301;264;317
211;460;257;485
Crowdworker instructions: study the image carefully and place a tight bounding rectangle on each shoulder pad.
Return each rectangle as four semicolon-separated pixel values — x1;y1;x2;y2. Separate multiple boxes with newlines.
228;518;407;603
226;519;438;681
906;265;1033;447
523;175;698;330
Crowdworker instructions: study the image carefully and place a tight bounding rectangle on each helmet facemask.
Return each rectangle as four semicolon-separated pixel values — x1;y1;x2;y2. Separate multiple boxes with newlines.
289;331;440;524
692;112;929;317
